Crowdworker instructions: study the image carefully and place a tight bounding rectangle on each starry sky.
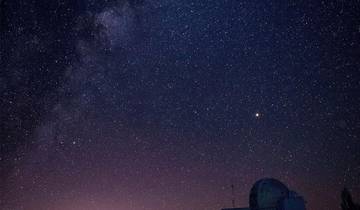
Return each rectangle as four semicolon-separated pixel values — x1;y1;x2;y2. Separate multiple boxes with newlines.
1;1;360;210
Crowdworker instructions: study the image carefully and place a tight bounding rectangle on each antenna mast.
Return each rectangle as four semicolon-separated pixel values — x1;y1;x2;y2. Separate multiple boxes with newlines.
231;184;236;208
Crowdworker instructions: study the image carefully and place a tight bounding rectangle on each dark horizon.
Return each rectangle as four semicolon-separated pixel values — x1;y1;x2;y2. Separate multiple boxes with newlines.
1;1;360;210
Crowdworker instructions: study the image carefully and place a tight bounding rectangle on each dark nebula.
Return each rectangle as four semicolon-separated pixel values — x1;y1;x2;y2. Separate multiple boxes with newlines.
1;1;360;210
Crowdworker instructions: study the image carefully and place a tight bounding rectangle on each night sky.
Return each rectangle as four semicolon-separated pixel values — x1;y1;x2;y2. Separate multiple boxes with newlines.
1;1;360;210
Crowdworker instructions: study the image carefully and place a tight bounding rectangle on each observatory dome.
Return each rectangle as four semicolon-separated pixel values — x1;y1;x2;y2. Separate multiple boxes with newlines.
249;178;289;210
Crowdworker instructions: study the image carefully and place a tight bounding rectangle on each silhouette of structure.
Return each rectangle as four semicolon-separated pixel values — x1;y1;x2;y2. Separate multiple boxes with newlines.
341;188;360;210
231;184;236;208
222;178;306;210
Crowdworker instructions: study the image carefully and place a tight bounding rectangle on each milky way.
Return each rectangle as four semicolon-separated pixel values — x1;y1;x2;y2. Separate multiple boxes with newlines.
1;1;360;210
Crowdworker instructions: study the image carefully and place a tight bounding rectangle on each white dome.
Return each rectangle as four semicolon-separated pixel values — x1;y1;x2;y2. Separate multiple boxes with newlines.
249;178;289;210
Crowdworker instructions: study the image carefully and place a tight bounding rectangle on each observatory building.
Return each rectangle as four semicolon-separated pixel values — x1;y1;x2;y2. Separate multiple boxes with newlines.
222;178;306;210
